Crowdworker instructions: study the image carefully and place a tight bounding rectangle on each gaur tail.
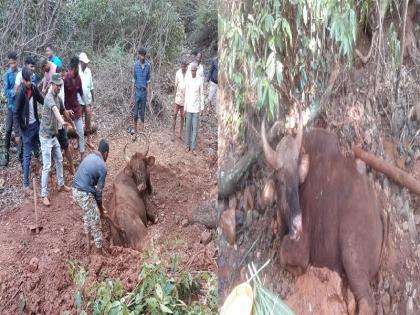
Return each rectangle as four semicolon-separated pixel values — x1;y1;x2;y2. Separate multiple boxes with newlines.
104;213;127;243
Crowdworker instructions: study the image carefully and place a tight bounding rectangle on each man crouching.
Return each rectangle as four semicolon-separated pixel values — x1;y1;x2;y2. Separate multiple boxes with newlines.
72;139;109;256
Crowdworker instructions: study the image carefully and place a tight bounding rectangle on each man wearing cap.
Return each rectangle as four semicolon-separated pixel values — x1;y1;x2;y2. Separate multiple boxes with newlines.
171;59;188;142
40;57;57;95
184;62;204;155
78;52;95;149
39;73;72;206
72;139;109;256
1;52;21;166
14;67;44;194
130;47;151;134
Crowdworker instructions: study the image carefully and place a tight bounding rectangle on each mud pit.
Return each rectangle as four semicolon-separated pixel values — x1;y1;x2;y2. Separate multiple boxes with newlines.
218;44;420;314
0;109;218;313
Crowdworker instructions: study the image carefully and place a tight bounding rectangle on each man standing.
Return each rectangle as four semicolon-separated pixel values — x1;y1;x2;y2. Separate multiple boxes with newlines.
77;52;95;149
188;51;204;79
184;63;204;155
171;60;188;142
14;56;38;95
131;47;151;134
207;56;218;113
40;57;57;95
45;45;63;68
64;57;89;160
2;52;20;166
39;73;72;206
72;139;109;255
14;67;44;194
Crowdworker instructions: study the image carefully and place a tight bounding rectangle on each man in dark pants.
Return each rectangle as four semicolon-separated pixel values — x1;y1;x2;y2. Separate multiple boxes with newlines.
72;139;109;256
2;52;20;166
130;47;151;134
14;67;44;195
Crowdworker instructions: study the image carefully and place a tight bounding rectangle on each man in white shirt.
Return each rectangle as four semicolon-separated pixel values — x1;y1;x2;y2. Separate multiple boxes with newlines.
171;60;188;142
78;52;95;149
184;62;204;155
188;51;204;80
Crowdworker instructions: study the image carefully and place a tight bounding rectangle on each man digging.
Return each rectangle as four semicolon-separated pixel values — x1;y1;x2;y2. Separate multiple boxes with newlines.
72;139;109;256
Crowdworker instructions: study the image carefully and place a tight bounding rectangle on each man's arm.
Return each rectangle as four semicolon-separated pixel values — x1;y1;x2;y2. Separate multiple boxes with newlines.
95;168;107;210
33;85;44;105
90;72;95;103
200;78;204;112
4;73;14;100
13;89;23;139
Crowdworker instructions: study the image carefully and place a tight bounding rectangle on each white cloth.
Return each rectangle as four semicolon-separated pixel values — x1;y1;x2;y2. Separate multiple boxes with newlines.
77;65;94;105
28;97;36;124
187;63;204;80
184;75;204;113
174;69;187;106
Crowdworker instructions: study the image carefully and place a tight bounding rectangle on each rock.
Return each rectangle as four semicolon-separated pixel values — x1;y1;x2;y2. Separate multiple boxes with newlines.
52;248;60;254
200;230;212;245
181;219;188;227
415;215;420;226
29;257;39;273
60;227;65;233
243;186;254;211
355;159;366;174
220;208;236;245
401;200;410;220
383;278;390;290
381;292;391;314
228;195;237;210
403;221;409;231
390;277;401;296
406;296;414;315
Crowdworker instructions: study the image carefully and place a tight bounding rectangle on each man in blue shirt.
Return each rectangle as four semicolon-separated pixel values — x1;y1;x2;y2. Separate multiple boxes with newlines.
72;139;109;255
2;52;20;166
45;45;63;68
130;47;151;134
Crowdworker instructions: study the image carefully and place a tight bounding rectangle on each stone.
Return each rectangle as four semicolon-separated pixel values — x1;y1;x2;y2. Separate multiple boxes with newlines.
228;195;237;210
402;221;409;231
200;230;212;245
29;257;39;273
220;208;236;245
415;215;420;226
406;296;414;315
52;248;60;254
243;186;254;211
383;278;390;290
355;159;367;174
381;292;391;314
181;219;188;227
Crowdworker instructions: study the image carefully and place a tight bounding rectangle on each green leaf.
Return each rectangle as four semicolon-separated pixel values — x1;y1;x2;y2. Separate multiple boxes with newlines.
160;304;174;313
265;52;276;80
75;290;83;309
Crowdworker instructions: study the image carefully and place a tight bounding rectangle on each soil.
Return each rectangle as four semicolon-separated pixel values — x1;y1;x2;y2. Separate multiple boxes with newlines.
0;102;218;313
218;17;420;315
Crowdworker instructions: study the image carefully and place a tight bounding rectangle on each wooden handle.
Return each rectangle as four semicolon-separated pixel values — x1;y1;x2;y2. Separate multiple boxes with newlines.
353;146;420;196
33;178;38;233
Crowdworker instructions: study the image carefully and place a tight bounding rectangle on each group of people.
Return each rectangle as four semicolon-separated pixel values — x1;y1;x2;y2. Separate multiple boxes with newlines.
129;48;218;155
1;46;95;207
1;46;218;256
171;51;218;154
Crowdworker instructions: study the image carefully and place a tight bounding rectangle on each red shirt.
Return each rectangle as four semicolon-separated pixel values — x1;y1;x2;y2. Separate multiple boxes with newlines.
64;73;83;120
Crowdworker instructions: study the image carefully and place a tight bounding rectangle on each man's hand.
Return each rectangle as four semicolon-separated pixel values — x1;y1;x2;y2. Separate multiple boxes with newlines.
15;137;21;145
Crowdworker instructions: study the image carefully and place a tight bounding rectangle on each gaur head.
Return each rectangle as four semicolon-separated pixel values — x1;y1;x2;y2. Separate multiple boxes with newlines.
123;133;155;194
261;113;309;241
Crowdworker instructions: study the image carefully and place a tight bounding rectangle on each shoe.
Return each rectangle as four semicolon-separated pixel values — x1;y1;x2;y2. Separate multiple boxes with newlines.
42;197;51;207
58;185;72;192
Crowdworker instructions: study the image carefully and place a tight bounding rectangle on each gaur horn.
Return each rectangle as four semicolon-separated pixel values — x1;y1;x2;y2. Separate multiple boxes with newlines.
296;109;303;153
134;132;150;156
261;117;281;170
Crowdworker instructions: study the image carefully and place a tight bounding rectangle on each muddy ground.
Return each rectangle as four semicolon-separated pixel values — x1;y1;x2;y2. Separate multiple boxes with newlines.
217;32;420;315
0;97;218;313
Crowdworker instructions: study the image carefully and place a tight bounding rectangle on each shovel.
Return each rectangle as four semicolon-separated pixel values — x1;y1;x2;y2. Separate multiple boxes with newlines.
29;177;43;233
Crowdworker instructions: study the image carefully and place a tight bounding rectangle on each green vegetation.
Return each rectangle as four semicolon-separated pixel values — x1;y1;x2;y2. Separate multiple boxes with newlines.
64;245;217;315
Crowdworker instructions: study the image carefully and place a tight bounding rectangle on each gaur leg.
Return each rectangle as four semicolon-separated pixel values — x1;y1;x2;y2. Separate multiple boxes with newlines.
279;233;310;276
341;249;376;315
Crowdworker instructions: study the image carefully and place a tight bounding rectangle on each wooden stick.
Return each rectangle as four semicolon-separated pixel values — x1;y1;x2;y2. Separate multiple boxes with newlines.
33;177;39;234
353;146;420;195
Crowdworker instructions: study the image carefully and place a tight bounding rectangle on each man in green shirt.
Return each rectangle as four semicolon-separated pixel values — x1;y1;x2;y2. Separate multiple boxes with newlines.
39;73;71;206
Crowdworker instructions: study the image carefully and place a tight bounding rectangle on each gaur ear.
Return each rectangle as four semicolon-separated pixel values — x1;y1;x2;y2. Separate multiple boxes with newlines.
298;154;309;184
146;156;155;167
